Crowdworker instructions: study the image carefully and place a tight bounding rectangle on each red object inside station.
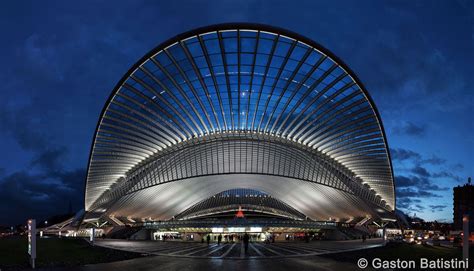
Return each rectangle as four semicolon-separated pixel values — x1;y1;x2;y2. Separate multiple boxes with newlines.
235;206;245;218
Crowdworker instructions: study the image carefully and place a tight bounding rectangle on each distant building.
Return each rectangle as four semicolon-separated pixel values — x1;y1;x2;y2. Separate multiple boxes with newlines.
453;177;473;232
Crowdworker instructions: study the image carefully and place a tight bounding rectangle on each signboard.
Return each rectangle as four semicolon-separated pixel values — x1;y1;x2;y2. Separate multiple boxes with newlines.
27;219;36;268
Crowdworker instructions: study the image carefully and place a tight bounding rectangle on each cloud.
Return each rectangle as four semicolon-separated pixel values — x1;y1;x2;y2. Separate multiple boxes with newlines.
411;166;431;177
415;204;425;211
30;147;68;173
0;167;86;225
395;175;447;191
451;163;464;171
397;197;421;209
346;5;472;115
390;147;465;185
396;188;442;198
432;171;464;183
390;148;449;167
391;147;464;184
392;148;461;217
397;197;426;213
395;176;418;187
396;187;445;214
421;155;446;165
0;147;85;225
390;148;422;161
0;106;49;152
429;205;447;212
403;122;426;136
392;121;426;137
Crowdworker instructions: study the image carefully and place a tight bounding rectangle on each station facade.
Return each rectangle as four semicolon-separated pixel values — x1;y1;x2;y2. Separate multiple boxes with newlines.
82;24;396;240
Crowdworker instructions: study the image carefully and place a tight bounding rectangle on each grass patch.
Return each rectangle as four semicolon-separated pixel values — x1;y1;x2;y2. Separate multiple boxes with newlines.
0;236;143;270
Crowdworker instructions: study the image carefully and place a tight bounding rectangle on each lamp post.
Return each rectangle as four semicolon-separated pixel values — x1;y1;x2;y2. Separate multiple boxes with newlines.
463;214;469;261
27;219;36;269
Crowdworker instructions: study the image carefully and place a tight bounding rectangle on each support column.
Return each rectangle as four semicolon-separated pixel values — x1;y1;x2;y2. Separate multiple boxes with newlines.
377;221;388;245
90;228;95;246
382;226;387;245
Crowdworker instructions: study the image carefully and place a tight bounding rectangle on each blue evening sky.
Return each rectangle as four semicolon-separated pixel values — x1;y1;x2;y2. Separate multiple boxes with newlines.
0;0;472;224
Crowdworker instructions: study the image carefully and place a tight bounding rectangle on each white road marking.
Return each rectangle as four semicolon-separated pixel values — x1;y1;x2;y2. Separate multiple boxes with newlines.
220;243;236;258
249;243;264;256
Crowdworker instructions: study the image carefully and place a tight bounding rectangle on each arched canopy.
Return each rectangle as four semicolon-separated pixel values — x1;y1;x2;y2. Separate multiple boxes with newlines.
84;23;395;222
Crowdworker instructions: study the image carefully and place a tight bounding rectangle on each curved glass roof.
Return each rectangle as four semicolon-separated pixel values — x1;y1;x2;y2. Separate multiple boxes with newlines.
85;24;395;219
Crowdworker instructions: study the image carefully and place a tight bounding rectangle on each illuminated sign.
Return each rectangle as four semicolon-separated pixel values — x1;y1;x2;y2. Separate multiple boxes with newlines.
249;227;262;232
227;227;245;232
211;227;224;233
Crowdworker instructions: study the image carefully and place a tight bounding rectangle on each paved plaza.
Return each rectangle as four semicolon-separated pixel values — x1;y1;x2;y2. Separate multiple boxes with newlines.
94;238;383;259
41;239;385;271
55;254;360;271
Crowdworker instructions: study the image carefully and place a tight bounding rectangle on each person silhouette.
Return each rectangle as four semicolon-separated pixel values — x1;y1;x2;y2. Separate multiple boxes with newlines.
243;233;250;254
